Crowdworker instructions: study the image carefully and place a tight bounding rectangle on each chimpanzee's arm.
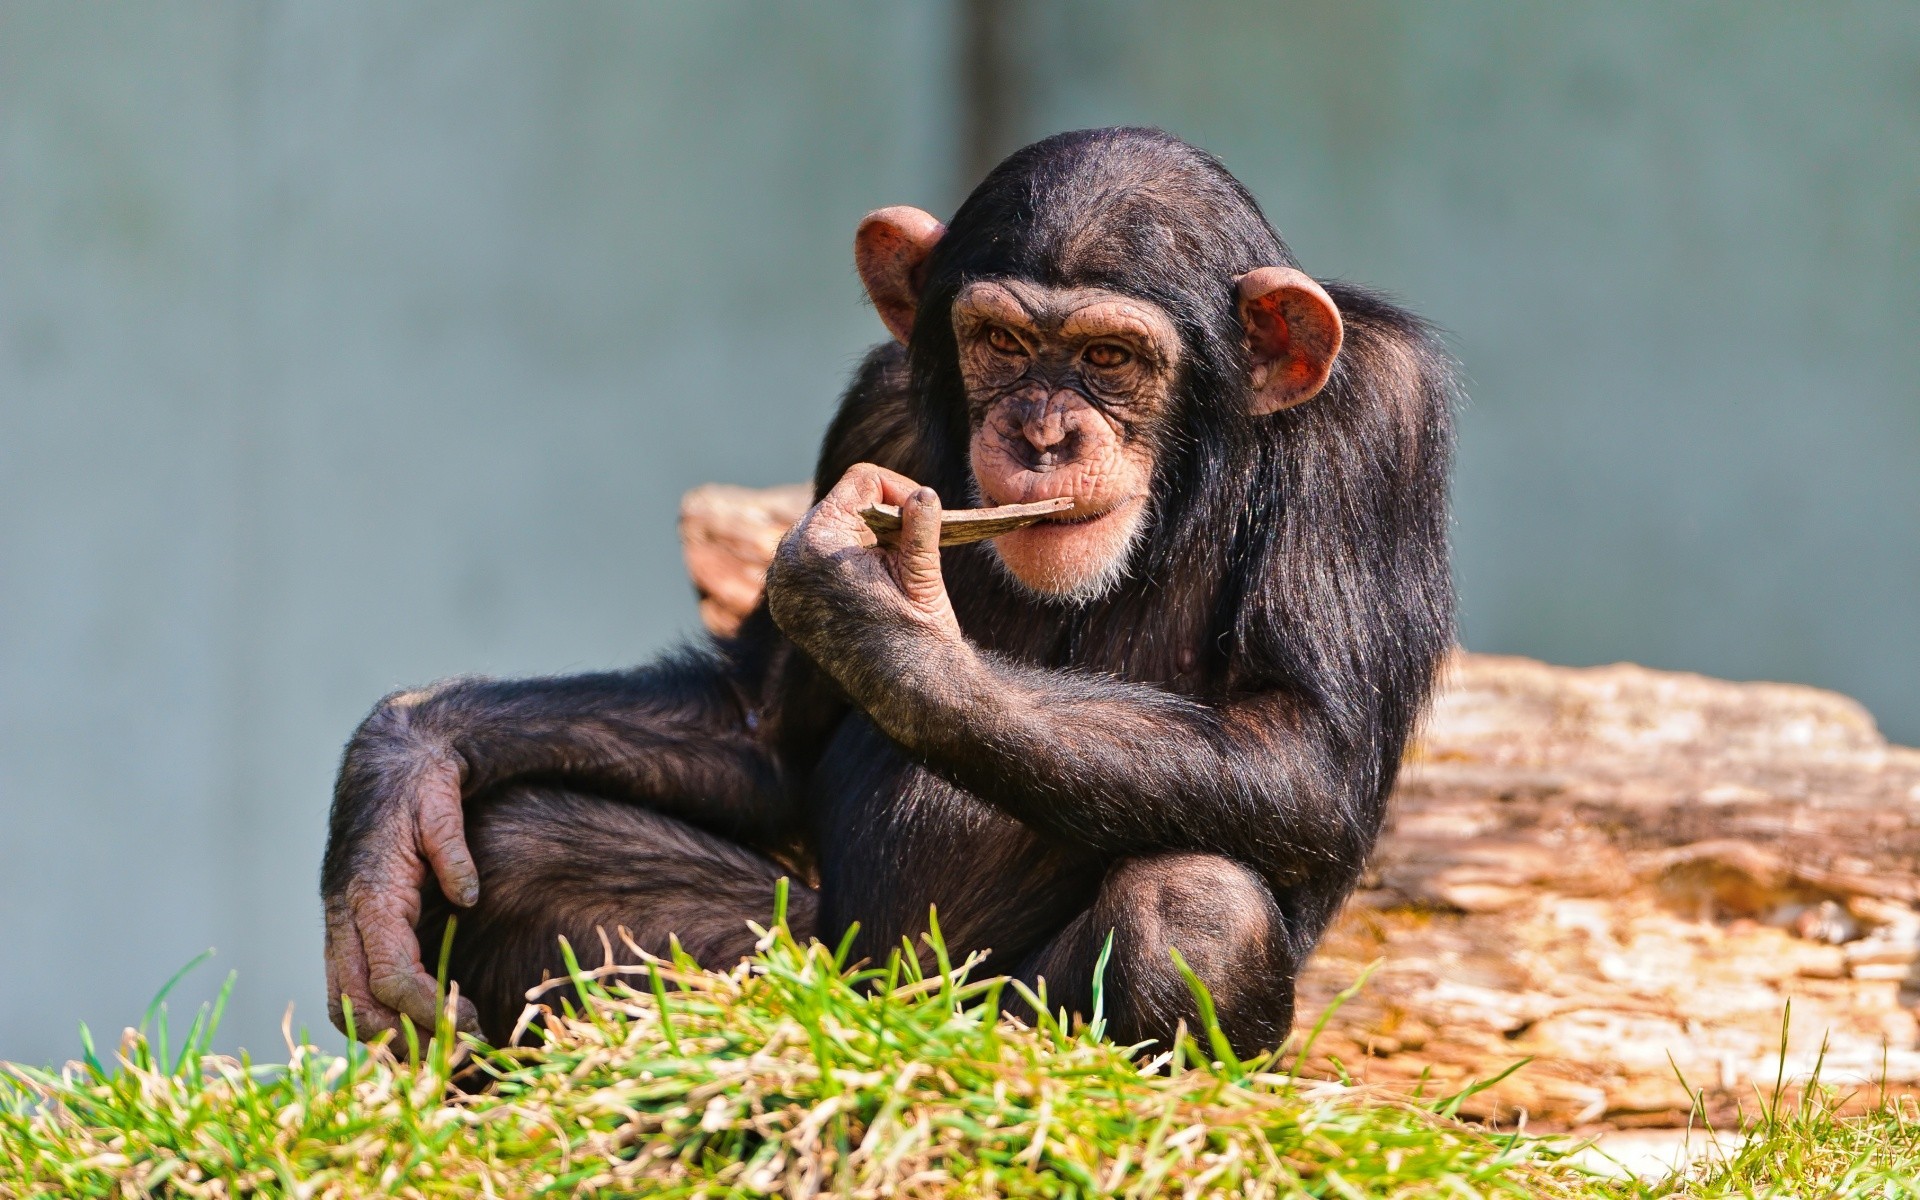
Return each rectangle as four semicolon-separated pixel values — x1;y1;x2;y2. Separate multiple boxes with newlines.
319;626;829;1037
806;623;1355;879
767;466;1380;885
335;646;791;848
858;644;1355;875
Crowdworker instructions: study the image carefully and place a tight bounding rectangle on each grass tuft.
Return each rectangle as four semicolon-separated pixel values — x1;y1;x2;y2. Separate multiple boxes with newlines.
4;913;1915;1197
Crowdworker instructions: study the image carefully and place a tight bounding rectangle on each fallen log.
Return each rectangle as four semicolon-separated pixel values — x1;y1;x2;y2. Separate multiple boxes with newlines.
677;483;811;636
680;482;1920;1128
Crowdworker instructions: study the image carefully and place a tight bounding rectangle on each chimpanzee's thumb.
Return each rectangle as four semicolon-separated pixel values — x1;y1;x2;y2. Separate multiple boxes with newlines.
895;487;947;615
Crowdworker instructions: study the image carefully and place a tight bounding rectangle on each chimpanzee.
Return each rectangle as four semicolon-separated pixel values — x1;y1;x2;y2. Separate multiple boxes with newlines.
321;127;1455;1055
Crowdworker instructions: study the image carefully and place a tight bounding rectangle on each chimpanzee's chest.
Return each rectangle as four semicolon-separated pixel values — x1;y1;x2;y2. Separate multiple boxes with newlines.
805;713;1104;969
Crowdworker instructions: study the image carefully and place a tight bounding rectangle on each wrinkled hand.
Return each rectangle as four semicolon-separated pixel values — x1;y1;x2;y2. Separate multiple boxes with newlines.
766;463;962;648
323;696;481;1038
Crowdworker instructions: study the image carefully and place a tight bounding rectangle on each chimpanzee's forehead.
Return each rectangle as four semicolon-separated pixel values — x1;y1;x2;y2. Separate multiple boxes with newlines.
953;278;1179;341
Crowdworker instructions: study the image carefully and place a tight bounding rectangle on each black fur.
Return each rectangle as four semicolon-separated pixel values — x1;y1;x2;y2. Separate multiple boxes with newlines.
324;128;1456;1055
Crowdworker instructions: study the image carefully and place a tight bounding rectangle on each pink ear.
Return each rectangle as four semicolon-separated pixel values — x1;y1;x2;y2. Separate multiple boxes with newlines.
855;206;947;344
1236;267;1344;414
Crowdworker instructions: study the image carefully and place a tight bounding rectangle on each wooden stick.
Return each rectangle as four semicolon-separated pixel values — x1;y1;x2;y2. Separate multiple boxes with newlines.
859;496;1077;547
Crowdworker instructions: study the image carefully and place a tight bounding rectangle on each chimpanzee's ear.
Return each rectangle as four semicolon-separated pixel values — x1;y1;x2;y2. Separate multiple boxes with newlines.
1236;267;1345;414
856;206;947;344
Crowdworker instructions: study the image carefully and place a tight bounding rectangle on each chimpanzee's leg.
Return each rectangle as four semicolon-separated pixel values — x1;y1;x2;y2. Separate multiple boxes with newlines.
415;784;817;1043
1008;853;1294;1059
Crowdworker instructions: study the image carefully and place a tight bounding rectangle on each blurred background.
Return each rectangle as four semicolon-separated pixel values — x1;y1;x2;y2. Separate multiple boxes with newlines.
2;1;1915;1065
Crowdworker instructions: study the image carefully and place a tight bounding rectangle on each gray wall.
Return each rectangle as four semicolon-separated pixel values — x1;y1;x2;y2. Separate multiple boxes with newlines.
0;0;960;1064
1;2;1914;1064
980;1;1920;738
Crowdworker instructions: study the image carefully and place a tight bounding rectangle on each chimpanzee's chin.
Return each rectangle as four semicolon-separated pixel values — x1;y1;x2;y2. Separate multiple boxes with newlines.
992;552;1130;606
988;512;1145;605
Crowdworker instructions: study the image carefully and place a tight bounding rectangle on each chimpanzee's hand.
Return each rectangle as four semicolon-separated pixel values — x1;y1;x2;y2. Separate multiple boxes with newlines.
765;463;963;652
321;692;481;1038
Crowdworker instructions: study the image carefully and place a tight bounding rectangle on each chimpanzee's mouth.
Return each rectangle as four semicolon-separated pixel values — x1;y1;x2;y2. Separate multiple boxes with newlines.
1037;494;1138;527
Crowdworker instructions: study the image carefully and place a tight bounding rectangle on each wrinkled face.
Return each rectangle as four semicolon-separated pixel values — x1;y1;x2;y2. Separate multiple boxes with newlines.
951;279;1182;602
854;203;1345;604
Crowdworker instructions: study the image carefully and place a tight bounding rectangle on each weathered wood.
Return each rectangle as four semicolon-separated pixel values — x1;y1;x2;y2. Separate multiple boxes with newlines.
681;482;1920;1128
1300;653;1920;1128
859;496;1077;547
678;483;811;636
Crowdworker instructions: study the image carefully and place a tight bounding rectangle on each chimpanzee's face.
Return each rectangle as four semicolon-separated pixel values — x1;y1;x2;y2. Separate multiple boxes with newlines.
853;203;1343;603
951;279;1182;602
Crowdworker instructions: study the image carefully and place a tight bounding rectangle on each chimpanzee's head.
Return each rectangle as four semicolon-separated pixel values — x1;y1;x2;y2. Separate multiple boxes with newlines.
854;128;1344;602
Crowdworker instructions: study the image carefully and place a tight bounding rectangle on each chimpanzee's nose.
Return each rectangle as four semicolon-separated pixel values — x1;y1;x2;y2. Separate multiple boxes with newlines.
1019;394;1079;464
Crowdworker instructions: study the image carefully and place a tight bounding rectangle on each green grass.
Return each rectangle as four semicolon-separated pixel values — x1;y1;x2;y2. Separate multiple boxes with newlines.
3;891;1917;1197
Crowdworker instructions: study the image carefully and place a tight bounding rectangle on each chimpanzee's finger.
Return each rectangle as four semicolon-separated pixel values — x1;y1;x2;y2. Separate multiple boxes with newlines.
352;876;442;1029
820;462;929;515
414;755;479;908
325;905;401;1037
894;487;950;615
798;463;925;555
856;463;930;506
817;462;883;511
355;871;482;1035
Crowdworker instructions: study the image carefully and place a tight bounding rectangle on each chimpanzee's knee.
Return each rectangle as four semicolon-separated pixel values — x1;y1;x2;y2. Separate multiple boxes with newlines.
1097;853;1292;1056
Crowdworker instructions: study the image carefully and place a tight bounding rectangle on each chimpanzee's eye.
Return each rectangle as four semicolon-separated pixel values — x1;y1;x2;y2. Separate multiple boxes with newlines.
986;326;1027;356
1084;342;1132;368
